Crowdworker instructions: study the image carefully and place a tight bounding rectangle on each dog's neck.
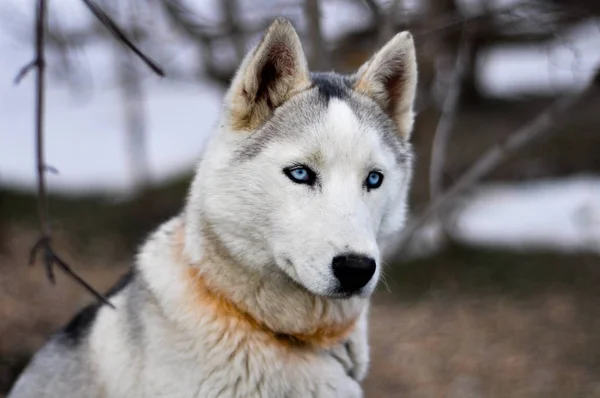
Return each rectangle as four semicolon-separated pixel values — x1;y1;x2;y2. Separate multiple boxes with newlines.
176;218;366;349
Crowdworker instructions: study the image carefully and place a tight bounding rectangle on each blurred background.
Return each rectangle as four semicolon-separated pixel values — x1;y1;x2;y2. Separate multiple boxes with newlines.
1;0;600;396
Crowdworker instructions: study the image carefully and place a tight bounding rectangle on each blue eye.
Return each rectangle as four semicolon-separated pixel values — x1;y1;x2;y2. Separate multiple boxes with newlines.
365;171;384;190
291;168;308;180
284;165;316;185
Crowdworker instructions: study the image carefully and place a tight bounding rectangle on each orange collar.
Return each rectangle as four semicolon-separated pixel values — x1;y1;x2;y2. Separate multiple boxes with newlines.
186;266;357;349
175;225;357;349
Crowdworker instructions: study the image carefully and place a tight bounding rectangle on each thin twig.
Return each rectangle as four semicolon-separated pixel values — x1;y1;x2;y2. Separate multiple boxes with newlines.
159;0;269;84
392;68;600;256
414;9;490;39
24;0;114;308
414;2;535;40
14;59;38;84
29;237;115;307
429;34;472;200
80;0;165;76
16;0;165;307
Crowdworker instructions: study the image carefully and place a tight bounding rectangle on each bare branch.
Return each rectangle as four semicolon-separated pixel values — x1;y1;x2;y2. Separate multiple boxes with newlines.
29;237;115;307
159;0;271;84
160;0;237;40
392;68;600;256
414;1;588;41
34;0;49;236
429;34;472;200
80;0;165;76
24;0;114;308
44;164;59;174
414;2;533;40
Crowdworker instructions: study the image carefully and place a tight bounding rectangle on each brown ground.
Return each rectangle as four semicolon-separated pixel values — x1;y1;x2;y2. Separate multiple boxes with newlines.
1;226;599;397
366;287;600;397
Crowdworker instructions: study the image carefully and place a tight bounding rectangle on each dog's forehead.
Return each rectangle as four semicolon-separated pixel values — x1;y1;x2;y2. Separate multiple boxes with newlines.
235;73;409;164
319;99;375;161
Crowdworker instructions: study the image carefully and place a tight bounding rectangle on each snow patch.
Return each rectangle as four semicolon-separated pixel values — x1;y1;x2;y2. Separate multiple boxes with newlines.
453;177;600;253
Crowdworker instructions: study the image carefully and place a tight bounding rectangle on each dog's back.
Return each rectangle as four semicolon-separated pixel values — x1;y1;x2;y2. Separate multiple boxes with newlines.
9;271;138;398
9;336;97;398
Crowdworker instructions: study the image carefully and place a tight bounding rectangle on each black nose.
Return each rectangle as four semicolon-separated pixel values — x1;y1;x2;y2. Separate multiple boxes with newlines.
331;254;376;293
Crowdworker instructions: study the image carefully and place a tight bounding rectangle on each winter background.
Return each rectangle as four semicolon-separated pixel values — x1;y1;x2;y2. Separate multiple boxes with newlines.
1;0;599;396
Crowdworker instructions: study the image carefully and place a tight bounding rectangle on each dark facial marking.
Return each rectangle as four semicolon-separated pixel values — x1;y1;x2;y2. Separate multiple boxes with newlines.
311;72;353;102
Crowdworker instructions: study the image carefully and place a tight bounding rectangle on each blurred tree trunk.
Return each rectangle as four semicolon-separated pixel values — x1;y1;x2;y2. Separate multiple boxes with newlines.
0;203;5;255
426;0;481;103
304;0;328;70
409;0;463;206
117;0;150;195
377;0;400;46
221;0;245;62
115;0;162;236
120;62;149;194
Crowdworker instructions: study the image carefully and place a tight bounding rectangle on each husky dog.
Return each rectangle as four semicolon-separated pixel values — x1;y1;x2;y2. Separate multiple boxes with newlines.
9;18;417;398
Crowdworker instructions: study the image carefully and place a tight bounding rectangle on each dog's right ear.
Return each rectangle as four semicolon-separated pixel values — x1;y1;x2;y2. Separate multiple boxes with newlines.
226;18;311;131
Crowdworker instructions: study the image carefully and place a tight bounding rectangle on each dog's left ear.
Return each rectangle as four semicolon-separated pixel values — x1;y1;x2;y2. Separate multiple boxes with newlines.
355;32;418;139
226;18;311;131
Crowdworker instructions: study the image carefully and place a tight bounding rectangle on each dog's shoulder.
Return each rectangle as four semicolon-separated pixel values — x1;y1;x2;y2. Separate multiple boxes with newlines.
59;268;136;346
59;215;184;348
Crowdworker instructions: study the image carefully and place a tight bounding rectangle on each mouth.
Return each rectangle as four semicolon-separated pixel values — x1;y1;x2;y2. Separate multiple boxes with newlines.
325;287;371;300
323;291;356;300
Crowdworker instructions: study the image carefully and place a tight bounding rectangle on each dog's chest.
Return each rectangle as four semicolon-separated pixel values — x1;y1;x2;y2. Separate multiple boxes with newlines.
135;321;362;398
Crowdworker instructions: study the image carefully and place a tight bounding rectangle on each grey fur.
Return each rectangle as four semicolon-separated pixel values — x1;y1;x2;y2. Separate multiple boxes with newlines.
345;94;413;166
8;270;156;398
234;89;326;161
235;72;411;165
311;72;354;101
9;339;98;397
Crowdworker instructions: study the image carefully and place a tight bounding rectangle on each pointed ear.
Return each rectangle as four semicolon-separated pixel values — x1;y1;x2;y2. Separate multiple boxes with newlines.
226;18;311;131
355;32;418;138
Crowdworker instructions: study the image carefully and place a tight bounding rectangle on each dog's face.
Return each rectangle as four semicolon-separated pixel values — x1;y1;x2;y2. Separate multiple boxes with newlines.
191;18;417;299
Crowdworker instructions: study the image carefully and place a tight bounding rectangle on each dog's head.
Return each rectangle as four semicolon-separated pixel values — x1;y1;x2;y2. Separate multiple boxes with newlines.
187;18;417;299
